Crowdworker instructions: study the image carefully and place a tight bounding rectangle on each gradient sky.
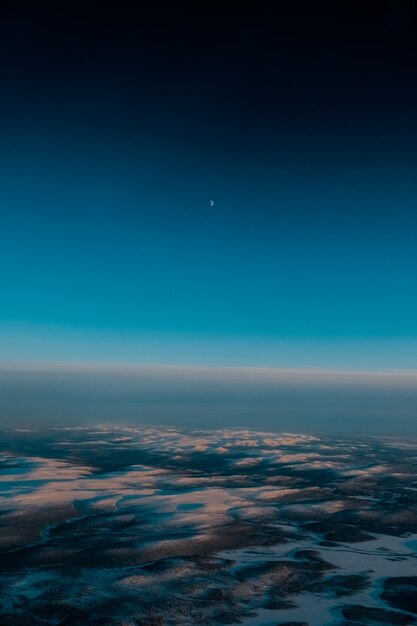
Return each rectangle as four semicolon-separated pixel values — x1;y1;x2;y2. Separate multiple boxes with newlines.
1;2;417;369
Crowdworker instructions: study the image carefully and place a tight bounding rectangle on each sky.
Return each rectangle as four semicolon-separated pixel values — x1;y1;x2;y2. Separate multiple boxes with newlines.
0;2;417;428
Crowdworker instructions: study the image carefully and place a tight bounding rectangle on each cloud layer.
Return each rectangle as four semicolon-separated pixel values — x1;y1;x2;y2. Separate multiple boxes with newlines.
1;362;417;433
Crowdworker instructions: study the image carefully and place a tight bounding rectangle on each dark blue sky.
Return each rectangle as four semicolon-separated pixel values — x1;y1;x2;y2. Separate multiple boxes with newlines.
1;1;416;368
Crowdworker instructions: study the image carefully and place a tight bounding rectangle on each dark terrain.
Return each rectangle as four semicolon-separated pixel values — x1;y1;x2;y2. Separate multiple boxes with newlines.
1;426;417;625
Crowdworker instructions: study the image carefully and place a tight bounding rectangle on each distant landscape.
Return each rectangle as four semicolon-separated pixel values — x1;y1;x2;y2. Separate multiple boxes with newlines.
1;425;417;625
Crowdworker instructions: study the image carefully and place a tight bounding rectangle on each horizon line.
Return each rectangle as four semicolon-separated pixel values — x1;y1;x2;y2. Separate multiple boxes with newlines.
1;358;417;377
